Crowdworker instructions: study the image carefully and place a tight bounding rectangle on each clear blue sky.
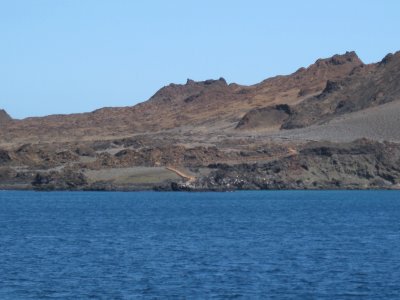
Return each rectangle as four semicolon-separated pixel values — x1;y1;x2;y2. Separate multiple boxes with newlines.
1;0;399;119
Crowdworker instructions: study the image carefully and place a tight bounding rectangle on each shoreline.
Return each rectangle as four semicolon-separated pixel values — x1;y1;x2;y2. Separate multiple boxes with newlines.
1;185;400;193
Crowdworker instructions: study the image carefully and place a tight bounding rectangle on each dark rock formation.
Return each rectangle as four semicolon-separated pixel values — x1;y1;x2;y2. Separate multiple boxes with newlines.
0;149;11;164
32;170;88;190
149;77;229;104
75;145;96;157
236;104;292;130
0;109;12;125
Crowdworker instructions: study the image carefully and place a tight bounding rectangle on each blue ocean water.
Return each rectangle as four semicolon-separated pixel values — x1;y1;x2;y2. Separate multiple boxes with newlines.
0;191;399;299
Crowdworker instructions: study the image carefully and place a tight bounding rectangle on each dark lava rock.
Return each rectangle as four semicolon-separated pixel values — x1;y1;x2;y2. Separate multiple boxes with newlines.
32;170;88;190
236;104;293;130
0;109;12;125
75;145;95;157
0;149;11;164
320;80;344;95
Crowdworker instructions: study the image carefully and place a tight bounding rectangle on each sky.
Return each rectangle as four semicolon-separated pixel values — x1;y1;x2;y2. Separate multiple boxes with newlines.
0;0;399;119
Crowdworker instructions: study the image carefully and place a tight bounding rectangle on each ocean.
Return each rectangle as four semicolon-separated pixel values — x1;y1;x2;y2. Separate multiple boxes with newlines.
0;190;399;299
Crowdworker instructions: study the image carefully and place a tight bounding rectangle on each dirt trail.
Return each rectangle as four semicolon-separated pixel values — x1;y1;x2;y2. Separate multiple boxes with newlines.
166;166;196;182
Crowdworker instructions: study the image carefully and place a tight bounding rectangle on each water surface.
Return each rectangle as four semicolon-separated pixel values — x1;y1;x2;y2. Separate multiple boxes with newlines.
0;191;399;299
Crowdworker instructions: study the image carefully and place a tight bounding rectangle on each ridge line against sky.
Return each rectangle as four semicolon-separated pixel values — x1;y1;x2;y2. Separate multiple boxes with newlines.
1;0;400;119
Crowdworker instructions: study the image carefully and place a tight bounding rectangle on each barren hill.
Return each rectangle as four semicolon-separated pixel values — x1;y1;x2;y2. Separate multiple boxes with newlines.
0;51;364;144
1;51;400;191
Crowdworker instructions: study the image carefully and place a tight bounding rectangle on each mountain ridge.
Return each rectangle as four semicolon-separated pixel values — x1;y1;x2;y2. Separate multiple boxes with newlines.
1;51;367;144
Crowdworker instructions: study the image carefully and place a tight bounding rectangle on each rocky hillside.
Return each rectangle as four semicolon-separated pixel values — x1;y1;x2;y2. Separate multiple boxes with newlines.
1;50;400;191
237;51;400;131
0;51;365;144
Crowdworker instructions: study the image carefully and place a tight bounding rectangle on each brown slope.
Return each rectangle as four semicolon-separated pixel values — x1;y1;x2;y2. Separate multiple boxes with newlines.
270;100;400;142
281;51;400;129
167;51;364;129
249;51;363;101
0;51;364;144
237;51;400;132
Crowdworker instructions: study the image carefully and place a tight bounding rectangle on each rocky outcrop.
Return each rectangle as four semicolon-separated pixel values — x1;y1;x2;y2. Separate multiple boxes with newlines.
0;109;12;125
0;149;11;164
236;104;292;130
32;170;88;190
149;77;229;104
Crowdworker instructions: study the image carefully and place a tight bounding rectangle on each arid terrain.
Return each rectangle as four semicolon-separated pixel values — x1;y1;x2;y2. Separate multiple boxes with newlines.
1;50;400;191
